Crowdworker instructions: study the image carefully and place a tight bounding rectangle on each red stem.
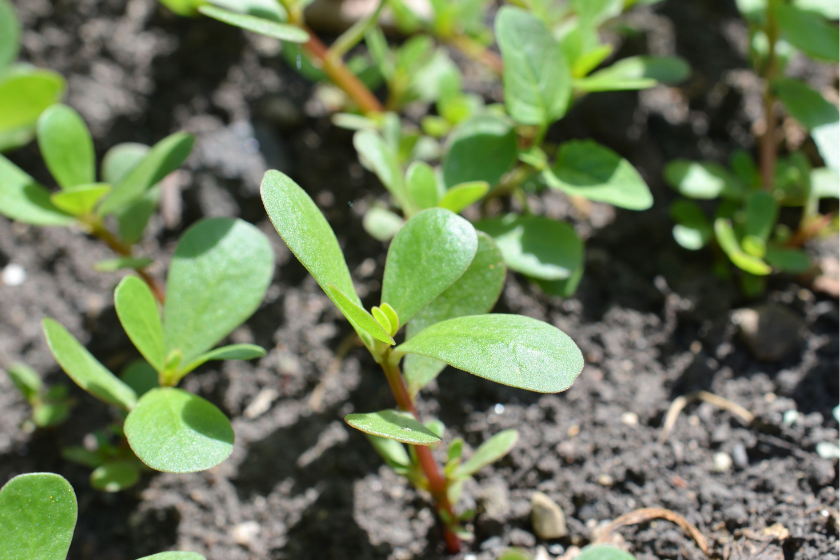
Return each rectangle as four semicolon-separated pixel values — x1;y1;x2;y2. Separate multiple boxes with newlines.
382;359;461;553
91;224;166;305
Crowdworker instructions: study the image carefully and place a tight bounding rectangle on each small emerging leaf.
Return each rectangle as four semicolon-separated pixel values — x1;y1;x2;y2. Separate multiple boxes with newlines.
0;473;77;560
42;318;138;410
90;462;140;493
50;184;111;216
714;218;771;275
397;314;583;393
125;387;234;473
115;276;166;372
345;410;441;445
354;130;413;212
198;5;308;43
454;429;518;478
37;104;95;189
6;363;42;402
363;206;404;241
328;284;395;345
367;434;411;470
382;208;478;327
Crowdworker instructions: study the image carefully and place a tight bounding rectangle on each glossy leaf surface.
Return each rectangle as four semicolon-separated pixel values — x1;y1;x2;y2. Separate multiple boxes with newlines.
453;429;518;478
199;5;308;42
115;276;165;372
0;155;74;225
381;208;478;327
397;314;584;393
125;387;234;473
0;473;77;560
99;132;194;215
345;410;441;445
261;171;371;345
164;217;273;364
43;318;138;409
442;115;517;189
544;140;652;209
37;104;95;188
405;233;505;395
495;7;571;125
475;215;582;281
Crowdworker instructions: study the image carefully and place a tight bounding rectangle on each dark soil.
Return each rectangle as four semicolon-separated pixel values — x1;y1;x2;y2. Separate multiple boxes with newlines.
1;1;837;559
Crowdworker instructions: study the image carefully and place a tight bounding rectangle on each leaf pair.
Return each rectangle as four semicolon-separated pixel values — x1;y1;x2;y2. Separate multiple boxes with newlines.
44;218;274;473
0;472;205;560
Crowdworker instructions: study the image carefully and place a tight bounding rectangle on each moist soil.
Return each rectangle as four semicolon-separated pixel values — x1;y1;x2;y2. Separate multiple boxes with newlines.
0;1;837;559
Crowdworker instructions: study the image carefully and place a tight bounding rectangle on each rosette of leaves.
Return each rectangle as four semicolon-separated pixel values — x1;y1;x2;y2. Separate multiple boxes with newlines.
261;170;583;547
3;363;72;430
0;0;65;151
43;217;274;481
0;103;194;273
0;472;206;560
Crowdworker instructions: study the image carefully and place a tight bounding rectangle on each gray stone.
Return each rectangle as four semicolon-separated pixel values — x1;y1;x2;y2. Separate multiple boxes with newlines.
531;491;567;539
732;304;804;361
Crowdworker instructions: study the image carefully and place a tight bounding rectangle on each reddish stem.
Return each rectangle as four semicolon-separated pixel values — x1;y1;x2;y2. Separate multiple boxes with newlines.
91;224;166;305
382;359;461;553
759;3;779;190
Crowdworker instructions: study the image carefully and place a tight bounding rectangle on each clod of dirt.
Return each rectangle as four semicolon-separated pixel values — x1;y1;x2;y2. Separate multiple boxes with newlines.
732;304;805;361
531;491;567;540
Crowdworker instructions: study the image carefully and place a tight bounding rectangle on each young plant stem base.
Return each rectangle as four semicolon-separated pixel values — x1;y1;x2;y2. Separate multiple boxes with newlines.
381;358;461;553
90;223;166;305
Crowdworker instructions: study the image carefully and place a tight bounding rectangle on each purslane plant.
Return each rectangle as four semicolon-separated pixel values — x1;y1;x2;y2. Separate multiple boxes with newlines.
149;0;686;296
3;363;72;430
261;170;584;551
0;0;65;152
0;472;206;560
0;103;194;302
665;0;839;295
43;217;274;486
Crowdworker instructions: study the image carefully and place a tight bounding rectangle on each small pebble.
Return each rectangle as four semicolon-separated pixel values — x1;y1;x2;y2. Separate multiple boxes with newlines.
598;474;614;487
783;410;800;425
1;264;26;286
548;544;565;555
509;528;536;548
732;444;749;468
713;452;733;473
816;442;840;459
480;536;504;551
231;521;260;547
620;412;639;426
567;425;580;437
533;546;551;560
531;491;567;539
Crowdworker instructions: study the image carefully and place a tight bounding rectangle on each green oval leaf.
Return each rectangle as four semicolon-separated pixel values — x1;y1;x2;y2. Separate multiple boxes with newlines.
453;429;518;478
745;191;778;241
382;208;478;327
94;257;154;272
354;130;413;212
199;5;309;42
261;171;374;346
344;410;441;445
125;387;234;473
543;140;652;210
327;284;395;345
773;78;839;131
774;4;839;62
663;159;744;199
0;154;74;226
405;233;506;395
163;217;274;365
587;55;690;85
5;363;42;402
475;214;582;281
99;132;194;215
577;544;637;560
179;343;267;377
0;70;65;131
396;314;584;393
495;6;572;125
363;206;404;241
115;276;165;372
36;104;95;188
90;461;140;493
0;473;77;560
0;0;20;73
438;181;489;213
765;246;811;272
101;142;150;185
714;218;771;275
120;359;159;398
670;199;712;250
117;189;159;245
366;434;411;471
42;318;138;410
406;161;440;210
443;115;517;189
50;183;111;216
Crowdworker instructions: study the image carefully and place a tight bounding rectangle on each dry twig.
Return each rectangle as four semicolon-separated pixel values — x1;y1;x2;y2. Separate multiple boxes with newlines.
593;507;713;557
659;391;755;444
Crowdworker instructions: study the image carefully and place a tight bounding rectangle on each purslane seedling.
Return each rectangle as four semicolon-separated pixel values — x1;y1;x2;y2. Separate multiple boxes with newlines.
0;472;206;560
665;0;839;295
0;0;65;152
3;363;72;430
43;217;274;484
0;103;194;300
261;170;584;551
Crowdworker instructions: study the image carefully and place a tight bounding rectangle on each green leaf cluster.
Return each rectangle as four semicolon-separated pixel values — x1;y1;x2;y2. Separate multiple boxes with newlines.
0;472;205;560
3;363;72;429
43;217;274;474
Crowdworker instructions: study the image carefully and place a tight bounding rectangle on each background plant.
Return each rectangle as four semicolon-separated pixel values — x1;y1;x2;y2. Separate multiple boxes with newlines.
2;363;72;431
0;0;64;152
0;472;206;560
665;0;839;295
262;170;584;551
0;103;195;302
148;0;693;297
42;217;274;489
